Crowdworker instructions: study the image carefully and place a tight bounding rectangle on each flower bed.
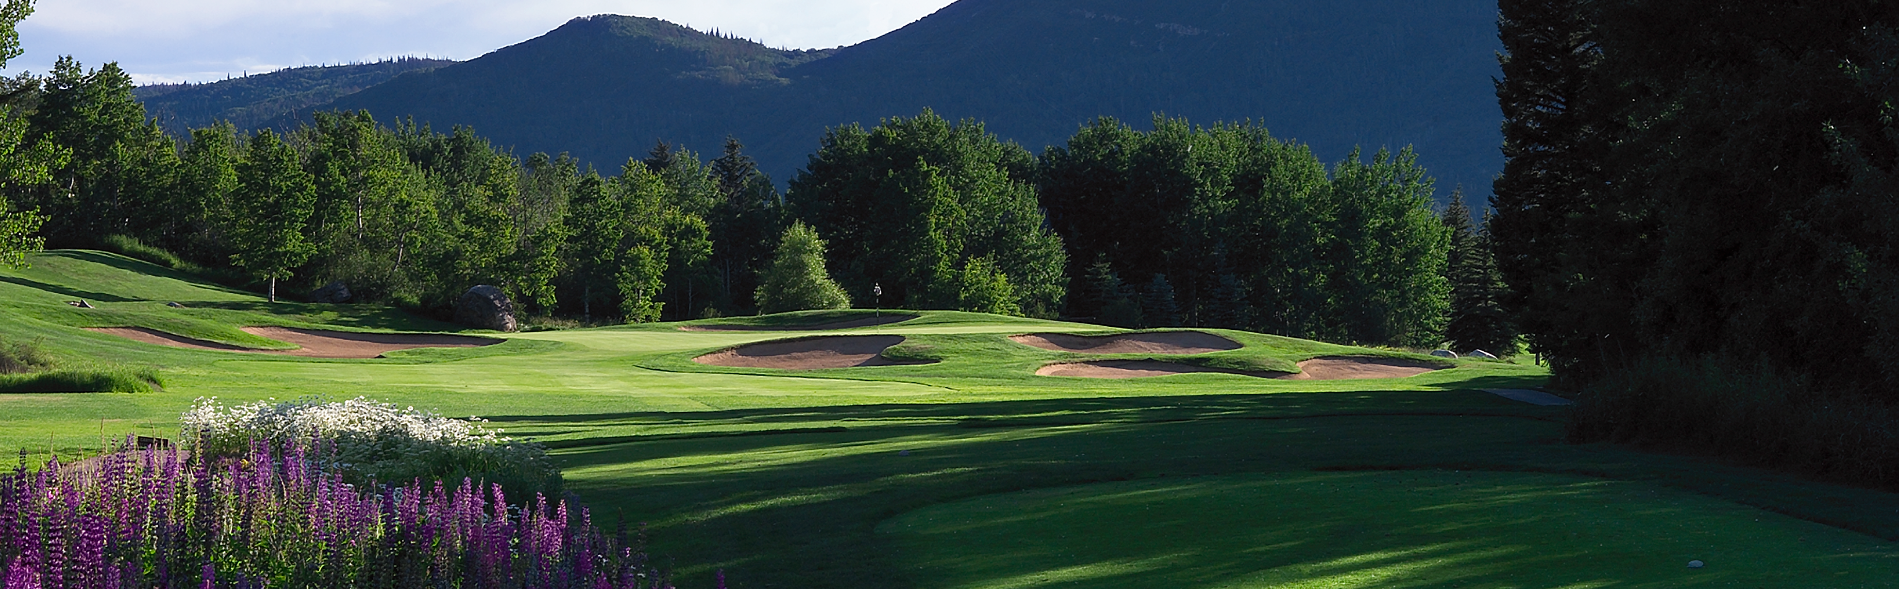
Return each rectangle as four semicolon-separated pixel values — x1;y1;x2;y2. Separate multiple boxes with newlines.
0;440;669;589
181;397;561;498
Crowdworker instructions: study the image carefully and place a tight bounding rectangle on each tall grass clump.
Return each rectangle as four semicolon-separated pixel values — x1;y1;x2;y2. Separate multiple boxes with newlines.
97;235;250;286
99;234;188;270
0;369;157;393
0;440;674;589
0;338;157;393
1569;356;1899;488
182;397;562;499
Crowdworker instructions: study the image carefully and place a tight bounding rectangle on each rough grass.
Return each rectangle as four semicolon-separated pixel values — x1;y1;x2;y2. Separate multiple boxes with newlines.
1570;356;1899;489
4;250;1898;589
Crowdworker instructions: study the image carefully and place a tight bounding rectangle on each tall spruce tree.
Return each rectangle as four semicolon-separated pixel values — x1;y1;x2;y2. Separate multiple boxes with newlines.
1140;274;1179;328
708;136;782;313
228;129;316;303
1489;0;1631;373
1442;191;1515;355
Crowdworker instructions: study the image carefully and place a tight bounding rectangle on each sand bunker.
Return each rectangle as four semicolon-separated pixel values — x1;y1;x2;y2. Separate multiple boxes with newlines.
1036;356;1443;380
1011;331;1241;355
1278;356;1444;380
680;314;918;332
694;335;928;370
88;326;497;359
1036;360;1235;379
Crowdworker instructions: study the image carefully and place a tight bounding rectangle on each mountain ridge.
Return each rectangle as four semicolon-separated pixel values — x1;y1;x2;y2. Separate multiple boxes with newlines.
254;0;1501;194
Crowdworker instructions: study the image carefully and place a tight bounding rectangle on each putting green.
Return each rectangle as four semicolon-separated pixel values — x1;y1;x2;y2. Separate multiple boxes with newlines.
879;470;1899;588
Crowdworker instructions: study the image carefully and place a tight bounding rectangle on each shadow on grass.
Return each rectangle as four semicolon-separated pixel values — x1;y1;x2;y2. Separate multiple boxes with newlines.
493;390;1563;446
40;250;255;294
878;470;1899;589
189;301;466;333
0;275;139;303
533;392;1899;589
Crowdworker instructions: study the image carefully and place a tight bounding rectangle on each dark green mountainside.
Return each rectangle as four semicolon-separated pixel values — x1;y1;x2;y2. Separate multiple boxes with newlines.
273;0;1503;192
135;57;454;133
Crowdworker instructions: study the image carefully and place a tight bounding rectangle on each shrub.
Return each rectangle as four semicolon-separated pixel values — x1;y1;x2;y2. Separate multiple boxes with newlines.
0;440;669;589
755;222;850;314
954;256;1021;316
1569;356;1899;488
181;397;562;498
0;337;51;374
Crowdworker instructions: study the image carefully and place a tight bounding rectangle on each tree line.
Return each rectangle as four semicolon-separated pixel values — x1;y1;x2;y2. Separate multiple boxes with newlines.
0;55;1500;351
1492;0;1899;485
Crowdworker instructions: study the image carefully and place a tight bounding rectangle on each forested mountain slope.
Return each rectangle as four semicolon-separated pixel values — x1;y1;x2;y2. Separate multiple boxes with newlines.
135;58;454;133
301;0;1503;192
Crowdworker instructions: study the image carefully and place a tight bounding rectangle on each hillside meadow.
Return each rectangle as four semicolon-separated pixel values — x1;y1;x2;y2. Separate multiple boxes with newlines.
4;251;1897;588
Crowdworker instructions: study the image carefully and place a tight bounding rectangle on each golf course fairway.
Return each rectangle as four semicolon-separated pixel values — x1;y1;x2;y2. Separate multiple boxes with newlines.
4;250;1897;588
881;470;1897;588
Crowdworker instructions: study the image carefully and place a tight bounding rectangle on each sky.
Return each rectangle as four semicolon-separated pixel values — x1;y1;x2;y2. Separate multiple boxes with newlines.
7;0;960;85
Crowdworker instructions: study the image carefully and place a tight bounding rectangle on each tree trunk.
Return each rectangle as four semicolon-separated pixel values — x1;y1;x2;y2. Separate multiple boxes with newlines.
269;276;278;303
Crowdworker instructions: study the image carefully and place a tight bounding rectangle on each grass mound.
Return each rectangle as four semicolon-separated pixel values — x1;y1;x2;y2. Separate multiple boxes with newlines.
880;471;1899;588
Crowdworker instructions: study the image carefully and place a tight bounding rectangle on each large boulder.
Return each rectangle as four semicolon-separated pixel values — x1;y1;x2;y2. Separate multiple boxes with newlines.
1429;349;1459;359
455;285;518;332
309;281;352;304
1467;349;1500;360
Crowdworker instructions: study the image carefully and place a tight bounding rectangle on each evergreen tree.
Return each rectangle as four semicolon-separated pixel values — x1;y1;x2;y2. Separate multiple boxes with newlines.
755;221;850;314
1204;272;1248;330
1489;0;1632;373
26;57;176;246
708;136;783;312
228;129;316;303
642;140;677;174
1082;256;1141;328
1140;274;1179;328
1442;191;1515;354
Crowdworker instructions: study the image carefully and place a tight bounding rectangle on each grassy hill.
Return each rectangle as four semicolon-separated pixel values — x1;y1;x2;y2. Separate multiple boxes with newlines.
134;58;454;134
269;0;1502;195
4;251;1897;588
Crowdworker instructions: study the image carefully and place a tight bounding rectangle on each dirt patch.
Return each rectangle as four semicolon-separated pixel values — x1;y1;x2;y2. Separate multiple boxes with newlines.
87;326;498;359
680;314;918;332
1035;356;1444;380
1011;331;1241;355
1279;356;1444;380
694;335;930;370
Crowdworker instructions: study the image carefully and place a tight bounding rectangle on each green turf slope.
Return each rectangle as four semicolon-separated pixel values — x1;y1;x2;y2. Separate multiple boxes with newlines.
4;249;1898;589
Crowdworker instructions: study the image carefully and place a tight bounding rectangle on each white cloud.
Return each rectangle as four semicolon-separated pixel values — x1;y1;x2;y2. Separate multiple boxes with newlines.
8;0;956;82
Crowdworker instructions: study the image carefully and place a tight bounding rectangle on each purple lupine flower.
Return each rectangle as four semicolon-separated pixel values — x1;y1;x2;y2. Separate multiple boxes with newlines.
5;557;43;589
200;562;214;589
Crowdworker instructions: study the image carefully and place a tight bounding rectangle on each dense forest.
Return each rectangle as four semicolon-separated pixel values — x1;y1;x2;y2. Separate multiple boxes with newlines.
0;43;1488;349
1493;0;1899;485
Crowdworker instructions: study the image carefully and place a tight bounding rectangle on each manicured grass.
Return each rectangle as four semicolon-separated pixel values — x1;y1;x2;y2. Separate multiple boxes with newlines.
4;249;1897;589
882;471;1899;588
